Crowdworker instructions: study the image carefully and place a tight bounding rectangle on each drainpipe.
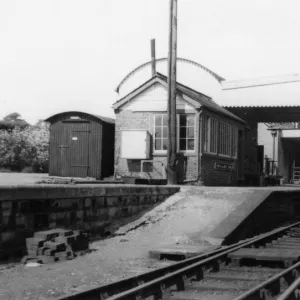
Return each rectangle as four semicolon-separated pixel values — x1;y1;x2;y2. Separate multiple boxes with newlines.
271;129;277;175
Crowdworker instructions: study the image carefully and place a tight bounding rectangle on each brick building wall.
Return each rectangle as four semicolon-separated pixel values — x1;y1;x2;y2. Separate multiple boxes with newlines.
114;110;199;181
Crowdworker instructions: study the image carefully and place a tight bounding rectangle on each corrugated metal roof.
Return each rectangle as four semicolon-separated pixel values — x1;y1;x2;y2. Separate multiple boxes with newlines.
219;79;300;107
224;105;300;108
113;73;245;124
222;74;300;90
45;111;115;124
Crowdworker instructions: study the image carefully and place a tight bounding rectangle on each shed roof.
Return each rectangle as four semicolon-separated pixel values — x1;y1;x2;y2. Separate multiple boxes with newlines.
45;111;115;124
113;73;245;124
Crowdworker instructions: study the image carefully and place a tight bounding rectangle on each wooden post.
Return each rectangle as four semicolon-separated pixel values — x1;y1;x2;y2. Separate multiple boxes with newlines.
151;39;156;76
167;0;177;184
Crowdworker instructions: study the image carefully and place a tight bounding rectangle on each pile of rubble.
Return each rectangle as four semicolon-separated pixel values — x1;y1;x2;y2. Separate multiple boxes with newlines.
22;228;89;264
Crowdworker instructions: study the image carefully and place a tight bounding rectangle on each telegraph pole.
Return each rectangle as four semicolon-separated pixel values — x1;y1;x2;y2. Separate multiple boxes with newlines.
167;0;178;184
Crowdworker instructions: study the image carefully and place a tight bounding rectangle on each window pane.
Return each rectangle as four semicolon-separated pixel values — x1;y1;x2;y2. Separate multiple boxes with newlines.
180;115;187;126
155;127;161;138
162;126;168;138
187;127;194;138
188;139;194;150
187;116;195;126
180;139;186;150
162;114;168;126
155;139;161;150
180;127;186;138
155;115;162;126
162;138;168;150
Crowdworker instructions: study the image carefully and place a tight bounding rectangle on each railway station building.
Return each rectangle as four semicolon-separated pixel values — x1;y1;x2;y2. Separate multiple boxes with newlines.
113;72;247;185
114;59;300;185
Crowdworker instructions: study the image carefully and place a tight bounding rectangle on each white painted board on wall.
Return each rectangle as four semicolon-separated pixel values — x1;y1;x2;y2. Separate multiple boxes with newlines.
121;130;150;159
281;130;300;138
122;82;194;111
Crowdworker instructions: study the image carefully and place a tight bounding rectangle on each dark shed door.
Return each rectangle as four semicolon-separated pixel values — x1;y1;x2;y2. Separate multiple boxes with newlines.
60;121;90;177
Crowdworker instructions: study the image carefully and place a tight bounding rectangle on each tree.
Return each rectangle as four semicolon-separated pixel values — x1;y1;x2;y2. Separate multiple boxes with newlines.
3;112;23;121
0;112;29;130
0;122;49;172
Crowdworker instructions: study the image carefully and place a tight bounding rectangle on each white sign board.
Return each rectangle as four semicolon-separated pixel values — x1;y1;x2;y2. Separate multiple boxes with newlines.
121;130;150;159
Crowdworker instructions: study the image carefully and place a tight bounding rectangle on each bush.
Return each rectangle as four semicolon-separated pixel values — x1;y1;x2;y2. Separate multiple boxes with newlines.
0;123;50;173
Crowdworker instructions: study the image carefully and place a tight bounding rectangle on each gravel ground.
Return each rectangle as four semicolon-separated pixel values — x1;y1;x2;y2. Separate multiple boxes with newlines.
0;186;254;300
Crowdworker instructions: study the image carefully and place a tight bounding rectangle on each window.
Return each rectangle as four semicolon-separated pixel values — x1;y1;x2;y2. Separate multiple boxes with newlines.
154;114;195;153
154;114;168;152
231;127;238;158
203;116;209;152
210;118;218;153
219;122;232;156
178;114;195;151
203;116;218;153
203;116;239;158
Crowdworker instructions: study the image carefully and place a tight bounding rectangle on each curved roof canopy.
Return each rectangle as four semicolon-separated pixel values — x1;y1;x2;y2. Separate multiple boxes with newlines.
45;111;115;124
115;57;225;94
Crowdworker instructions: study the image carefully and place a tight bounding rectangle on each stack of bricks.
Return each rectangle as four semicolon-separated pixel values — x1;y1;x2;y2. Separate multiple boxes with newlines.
24;228;89;264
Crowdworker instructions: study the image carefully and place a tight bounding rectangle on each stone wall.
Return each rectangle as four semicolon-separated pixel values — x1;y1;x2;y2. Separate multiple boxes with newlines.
215;190;300;245
0;184;180;260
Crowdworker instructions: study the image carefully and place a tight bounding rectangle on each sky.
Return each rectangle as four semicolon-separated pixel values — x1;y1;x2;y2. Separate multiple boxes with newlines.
1;0;300;124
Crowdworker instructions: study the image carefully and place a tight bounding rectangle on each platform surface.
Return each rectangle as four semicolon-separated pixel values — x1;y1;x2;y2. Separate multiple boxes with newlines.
201;187;300;245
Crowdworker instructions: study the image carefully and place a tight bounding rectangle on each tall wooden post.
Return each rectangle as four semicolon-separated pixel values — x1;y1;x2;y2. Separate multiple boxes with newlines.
167;0;178;184
151;39;156;76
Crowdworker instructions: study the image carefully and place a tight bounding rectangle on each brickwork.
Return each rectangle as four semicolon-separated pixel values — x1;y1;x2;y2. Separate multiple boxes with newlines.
0;185;179;260
222;191;300;244
115;110;199;182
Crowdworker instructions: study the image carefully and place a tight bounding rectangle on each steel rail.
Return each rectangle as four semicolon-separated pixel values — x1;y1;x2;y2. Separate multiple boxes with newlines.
55;239;246;300
105;222;300;300
56;220;300;300
277;275;300;300
56;237;261;299
234;261;300;300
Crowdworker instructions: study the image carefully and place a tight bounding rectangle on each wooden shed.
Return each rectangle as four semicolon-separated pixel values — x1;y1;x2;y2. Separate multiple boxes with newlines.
45;111;115;179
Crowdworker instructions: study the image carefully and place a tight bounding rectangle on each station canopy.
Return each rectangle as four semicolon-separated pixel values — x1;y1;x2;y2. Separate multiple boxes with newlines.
219;74;300;123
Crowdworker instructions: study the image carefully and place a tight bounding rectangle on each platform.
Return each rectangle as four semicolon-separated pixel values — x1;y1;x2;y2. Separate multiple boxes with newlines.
148;186;300;259
202;187;300;245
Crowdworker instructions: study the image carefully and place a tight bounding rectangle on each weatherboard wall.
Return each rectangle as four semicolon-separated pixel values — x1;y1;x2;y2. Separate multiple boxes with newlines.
47;112;115;179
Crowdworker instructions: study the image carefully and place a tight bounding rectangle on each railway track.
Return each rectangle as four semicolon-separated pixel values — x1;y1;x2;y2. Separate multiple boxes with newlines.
57;221;300;300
